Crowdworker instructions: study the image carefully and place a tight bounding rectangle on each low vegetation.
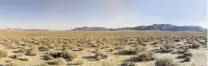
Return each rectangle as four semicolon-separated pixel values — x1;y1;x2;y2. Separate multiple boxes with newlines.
0;31;206;66
155;57;181;66
0;50;8;58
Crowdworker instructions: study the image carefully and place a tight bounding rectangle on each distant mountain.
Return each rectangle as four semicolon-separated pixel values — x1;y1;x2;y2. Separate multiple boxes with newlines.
0;28;49;31
72;24;207;32
131;24;207;32
72;27;110;31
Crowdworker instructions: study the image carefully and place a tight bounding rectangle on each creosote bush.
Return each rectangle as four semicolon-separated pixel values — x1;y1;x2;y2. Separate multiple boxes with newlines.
0;50;8;58
182;51;193;62
95;51;109;60
160;43;176;52
43;50;77;61
25;49;38;56
121;62;137;66
68;59;84;65
190;41;201;49
4;62;18;66
9;54;23;59
120;45;147;55
48;58;67;65
155;57;181;66
133;51;155;62
38;46;49;51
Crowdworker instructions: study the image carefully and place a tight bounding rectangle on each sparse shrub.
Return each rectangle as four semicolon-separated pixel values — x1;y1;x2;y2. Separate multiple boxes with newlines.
0;50;8;58
43;50;77;61
120;48;138;55
38;46;49;51
61;50;78;61
13;49;26;53
42;54;54;60
9;54;23;59
176;49;188;54
160;43;176;52
4;62;18;66
101;61;116;66
95;51;109;60
155;57;181;66
190;41;201;49
133;51;155;62
119;46;147;55
114;45;125;50
25;49;38;56
48;58;67;65
19;57;29;61
68;59;84;65
182;51;193;62
36;63;49;66
183;51;193;57
121;62;137;66
135;45;147;53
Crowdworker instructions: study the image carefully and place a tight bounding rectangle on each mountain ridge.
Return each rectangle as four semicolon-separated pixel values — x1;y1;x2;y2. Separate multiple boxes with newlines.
0;24;207;32
72;24;207;32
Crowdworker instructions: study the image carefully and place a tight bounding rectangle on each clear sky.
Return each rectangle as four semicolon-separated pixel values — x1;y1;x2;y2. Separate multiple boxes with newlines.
0;0;207;30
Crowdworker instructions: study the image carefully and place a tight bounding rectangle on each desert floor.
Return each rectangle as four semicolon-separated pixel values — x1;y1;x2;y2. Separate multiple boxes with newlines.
0;31;207;66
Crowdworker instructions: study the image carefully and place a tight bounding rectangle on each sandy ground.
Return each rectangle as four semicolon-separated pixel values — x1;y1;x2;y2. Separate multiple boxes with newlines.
0;41;207;66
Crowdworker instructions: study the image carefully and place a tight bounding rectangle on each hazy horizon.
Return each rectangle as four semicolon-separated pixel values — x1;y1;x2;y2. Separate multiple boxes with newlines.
0;0;207;30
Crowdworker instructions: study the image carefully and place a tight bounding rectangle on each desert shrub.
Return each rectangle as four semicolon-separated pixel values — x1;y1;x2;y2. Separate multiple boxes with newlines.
61;50;78;61
114;45;125;50
18;57;29;61
160;43;176;52
182;51;193;62
190;41;201;49
135;45;147;53
42;54;54;60
48;58;67;65
139;42;147;46
25;49;38;56
72;47;84;51
120;48;137;55
9;54;23;59
68;59;83;65
101;61;116;66
13;49;26;53
95;51;109;60
43;50;77;61
155;57;181;66
4;62;18;66
183;51;193;57
0;50;8;58
121;62;137;66
133;51;155;62
120;46;147;55
38;46;49;51
36;63;49;66
176;49;188;54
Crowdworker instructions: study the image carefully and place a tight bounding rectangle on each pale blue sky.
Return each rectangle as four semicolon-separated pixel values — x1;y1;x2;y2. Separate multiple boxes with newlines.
0;0;207;29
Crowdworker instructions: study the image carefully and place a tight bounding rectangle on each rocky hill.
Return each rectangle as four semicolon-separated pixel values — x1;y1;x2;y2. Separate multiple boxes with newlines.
72;27;110;31
72;24;207;32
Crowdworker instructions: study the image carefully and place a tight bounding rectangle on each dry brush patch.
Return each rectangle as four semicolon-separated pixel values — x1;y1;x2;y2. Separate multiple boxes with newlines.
0;32;206;66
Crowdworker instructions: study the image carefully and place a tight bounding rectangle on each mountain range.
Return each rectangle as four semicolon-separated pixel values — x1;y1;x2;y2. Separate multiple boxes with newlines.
0;24;207;32
72;24;207;32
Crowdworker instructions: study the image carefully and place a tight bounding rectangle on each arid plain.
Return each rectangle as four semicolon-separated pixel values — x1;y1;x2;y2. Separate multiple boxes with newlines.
0;31;207;66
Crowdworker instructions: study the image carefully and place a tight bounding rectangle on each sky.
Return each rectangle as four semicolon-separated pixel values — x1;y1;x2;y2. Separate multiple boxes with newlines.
0;0;207;30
